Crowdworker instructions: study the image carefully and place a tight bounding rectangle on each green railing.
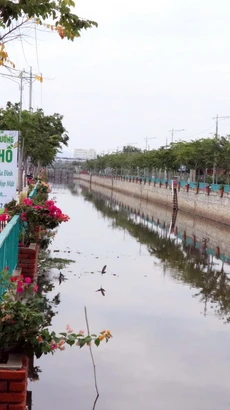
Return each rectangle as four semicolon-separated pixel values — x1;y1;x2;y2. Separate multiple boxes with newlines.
0;180;40;296
29;180;40;198
0;215;20;296
0;215;20;274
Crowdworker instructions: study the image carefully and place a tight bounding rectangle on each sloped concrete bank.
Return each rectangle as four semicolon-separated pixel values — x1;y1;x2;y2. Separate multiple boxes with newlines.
75;174;230;226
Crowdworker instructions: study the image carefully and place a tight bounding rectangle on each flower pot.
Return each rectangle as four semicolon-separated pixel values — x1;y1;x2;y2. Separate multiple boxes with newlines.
219;189;224;198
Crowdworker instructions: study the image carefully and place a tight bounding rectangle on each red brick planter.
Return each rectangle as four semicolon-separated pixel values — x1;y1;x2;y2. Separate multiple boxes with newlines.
0;354;28;410
17;243;39;281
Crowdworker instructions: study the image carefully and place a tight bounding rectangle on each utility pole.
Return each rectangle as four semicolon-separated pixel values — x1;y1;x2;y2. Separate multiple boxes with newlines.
18;70;25;192
0;67;42;190
169;129;185;144
212;114;230;183
212;114;230;138
29;66;33;112
144;137;155;151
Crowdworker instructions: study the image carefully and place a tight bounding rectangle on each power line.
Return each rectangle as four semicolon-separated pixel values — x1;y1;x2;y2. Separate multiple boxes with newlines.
34;21;41;73
19;27;29;68
184;125;215;140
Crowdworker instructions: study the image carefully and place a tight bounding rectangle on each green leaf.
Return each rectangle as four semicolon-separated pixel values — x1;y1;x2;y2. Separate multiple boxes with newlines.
94;338;100;347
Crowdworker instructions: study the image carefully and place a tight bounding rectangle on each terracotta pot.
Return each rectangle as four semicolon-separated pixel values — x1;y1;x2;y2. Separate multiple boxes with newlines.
219;189;224;198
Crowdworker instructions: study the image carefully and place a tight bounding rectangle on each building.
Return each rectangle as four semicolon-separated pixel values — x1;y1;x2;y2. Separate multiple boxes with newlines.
55;157;75;163
74;149;96;161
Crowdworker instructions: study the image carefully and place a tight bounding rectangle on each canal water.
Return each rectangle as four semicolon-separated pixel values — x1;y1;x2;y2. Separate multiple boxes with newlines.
30;183;230;410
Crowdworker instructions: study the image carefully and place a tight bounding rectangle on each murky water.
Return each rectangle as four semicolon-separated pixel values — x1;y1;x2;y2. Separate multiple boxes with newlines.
30;183;230;410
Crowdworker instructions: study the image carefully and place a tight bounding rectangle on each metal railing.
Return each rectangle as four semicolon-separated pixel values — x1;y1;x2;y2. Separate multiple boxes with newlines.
29;180;40;198
0;180;40;296
0;215;20;297
115;176;230;193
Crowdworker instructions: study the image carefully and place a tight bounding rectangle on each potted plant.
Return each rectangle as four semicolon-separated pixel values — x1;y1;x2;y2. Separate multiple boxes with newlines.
4;198;69;247
205;184;211;195
219;184;224;197
0;269;111;362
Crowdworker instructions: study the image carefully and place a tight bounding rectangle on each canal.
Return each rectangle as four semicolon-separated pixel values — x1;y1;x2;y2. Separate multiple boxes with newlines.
30;182;230;410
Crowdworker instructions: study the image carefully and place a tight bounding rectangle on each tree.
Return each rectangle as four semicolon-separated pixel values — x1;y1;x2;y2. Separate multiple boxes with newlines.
122;145;141;154
0;0;97;66
0;102;69;168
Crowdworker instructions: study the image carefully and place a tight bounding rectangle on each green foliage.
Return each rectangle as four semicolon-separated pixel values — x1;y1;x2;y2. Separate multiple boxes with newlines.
0;102;69;166
0;270;111;358
0;0;97;40
85;136;230;181
122;145;141;153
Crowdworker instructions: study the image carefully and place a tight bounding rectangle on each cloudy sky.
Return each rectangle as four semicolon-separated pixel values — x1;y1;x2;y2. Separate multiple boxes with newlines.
1;0;230;155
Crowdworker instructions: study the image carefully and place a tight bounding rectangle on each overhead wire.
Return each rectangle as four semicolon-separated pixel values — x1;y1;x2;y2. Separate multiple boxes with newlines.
184;125;215;140
34;21;41;74
19;27;30;68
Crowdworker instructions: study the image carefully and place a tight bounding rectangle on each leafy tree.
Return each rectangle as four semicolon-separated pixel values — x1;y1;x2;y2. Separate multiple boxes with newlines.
84;136;230;182
122;145;141;153
0;101;69;167
0;0;97;66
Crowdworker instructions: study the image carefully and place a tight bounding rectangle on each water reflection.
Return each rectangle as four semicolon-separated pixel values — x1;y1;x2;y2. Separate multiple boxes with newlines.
30;182;230;410
80;186;230;324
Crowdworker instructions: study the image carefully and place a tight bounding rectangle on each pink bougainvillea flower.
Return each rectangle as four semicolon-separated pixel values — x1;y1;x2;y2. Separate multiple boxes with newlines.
78;330;84;335
23;198;33;206
51;344;57;350
33;285;39;292
24;277;32;284
66;324;73;333
17;287;24;293
0;213;10;222
21;212;27;222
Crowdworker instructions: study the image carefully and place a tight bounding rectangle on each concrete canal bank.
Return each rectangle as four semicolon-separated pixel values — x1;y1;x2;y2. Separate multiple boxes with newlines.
75;174;230;226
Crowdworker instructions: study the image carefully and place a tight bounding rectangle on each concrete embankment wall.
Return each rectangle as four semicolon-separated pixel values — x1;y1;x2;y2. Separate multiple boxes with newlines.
75;174;230;226
78;178;230;258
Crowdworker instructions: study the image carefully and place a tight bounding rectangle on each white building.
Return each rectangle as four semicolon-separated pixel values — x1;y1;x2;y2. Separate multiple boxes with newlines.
55;157;75;163
74;149;96;161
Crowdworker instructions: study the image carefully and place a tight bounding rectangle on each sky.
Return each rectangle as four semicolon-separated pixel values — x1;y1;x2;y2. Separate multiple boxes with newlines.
1;0;230;156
